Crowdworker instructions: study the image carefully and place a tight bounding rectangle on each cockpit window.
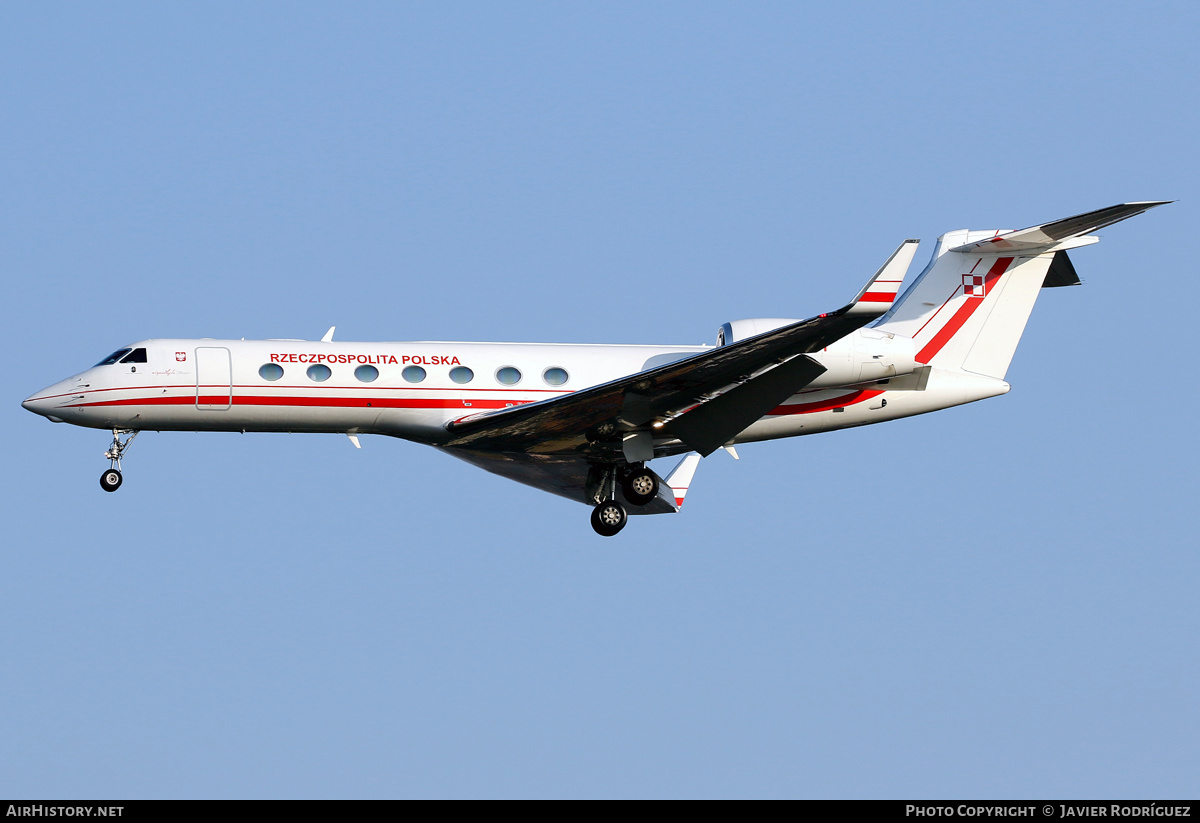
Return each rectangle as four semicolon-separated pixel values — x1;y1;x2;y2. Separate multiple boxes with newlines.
95;349;132;366
119;348;147;363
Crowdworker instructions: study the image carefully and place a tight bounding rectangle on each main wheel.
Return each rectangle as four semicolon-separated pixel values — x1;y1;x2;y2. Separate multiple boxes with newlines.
585;420;618;443
622;468;659;506
590;500;628;537
100;469;123;492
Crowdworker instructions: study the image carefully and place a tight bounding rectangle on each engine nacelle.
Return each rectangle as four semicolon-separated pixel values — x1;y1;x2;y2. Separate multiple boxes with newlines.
716;318;800;347
806;328;917;388
716;320;916;388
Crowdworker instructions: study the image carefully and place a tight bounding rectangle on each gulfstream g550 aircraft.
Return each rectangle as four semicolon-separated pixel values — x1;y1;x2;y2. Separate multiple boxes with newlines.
23;203;1167;535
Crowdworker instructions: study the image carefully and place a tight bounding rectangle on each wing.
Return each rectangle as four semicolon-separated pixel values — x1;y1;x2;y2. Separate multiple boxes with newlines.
443;246;913;464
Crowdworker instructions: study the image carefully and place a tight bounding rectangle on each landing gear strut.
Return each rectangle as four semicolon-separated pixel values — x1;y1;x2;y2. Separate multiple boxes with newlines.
589;463;629;537
588;463;662;536
100;428;138;493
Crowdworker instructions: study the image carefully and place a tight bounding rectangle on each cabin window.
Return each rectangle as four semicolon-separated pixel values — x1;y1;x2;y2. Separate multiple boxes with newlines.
402;366;426;383
95;349;132;366
449;366;474;384
119;348;147;363
306;364;332;382
259;363;284;381
496;367;521;385
354;365;379;383
543;367;569;386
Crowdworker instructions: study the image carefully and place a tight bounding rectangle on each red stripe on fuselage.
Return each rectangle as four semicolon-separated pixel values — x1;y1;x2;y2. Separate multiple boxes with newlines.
65;394;533;411
68;387;885;422
766;389;883;416
32;383;564;404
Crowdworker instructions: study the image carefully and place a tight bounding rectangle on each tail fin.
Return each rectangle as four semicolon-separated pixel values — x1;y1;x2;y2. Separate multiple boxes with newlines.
876;202;1168;379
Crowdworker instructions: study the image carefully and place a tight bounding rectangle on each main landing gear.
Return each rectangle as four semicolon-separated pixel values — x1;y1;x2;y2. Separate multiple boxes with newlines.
591;500;628;537
589;464;661;537
622;466;658;506
100;428;138;493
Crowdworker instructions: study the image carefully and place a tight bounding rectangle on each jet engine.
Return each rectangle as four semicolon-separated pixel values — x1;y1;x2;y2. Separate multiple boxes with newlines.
805;328;917;387
716;319;917;388
715;319;800;347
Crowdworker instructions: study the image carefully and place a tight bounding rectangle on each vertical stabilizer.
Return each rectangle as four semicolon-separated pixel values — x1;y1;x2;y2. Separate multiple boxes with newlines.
876;202;1168;379
877;240;1053;379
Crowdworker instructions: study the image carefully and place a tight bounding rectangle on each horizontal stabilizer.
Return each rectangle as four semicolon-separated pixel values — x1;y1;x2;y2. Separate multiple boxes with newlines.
846;239;920;316
950;201;1171;255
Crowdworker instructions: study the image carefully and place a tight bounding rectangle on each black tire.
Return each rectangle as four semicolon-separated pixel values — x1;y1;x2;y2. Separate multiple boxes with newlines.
590;501;627;537
585;420;618;443
100;469;123;493
622;468;659;506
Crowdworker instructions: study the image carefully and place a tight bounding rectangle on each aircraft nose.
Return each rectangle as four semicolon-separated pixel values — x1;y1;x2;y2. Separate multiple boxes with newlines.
22;392;48;415
23;383;69;420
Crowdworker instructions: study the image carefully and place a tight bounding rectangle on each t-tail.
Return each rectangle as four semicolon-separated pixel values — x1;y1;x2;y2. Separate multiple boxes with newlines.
876;202;1170;379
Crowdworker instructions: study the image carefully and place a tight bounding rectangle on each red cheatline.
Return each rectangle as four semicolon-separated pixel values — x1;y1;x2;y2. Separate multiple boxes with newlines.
767;389;883;416
66;395;529;411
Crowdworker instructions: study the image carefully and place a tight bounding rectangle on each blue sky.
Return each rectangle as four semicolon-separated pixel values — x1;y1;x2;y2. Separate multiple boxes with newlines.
2;2;1197;798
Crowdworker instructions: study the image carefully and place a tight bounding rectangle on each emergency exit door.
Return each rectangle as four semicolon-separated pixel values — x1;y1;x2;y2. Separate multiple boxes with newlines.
195;347;232;410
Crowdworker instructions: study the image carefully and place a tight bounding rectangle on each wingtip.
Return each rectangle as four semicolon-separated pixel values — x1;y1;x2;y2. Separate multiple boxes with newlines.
846;238;921;314
1116;200;1173;212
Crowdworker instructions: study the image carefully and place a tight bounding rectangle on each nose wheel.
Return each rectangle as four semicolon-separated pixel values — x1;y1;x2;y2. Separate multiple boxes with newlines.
591;500;628;537
100;428;138;493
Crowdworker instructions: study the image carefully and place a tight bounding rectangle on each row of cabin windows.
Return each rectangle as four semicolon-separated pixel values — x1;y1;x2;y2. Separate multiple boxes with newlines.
92;350;569;387
257;363;570;386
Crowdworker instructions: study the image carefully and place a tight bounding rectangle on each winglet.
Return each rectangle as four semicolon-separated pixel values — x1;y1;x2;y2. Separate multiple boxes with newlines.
949;201;1172;255
664;452;701;509
845;239;920;317
321;326;336;343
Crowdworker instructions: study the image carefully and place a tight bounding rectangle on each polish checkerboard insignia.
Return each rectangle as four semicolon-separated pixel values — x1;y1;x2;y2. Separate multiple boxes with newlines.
962;273;986;297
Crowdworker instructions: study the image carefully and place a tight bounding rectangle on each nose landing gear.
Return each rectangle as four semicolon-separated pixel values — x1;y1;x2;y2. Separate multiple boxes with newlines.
100;428;138;493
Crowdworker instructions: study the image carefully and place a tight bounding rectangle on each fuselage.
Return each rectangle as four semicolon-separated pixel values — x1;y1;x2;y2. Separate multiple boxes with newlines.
23;336;1009;450
20;204;1162;536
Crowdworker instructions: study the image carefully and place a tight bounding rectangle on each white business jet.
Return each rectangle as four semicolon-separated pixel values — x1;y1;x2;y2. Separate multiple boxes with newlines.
23;202;1166;535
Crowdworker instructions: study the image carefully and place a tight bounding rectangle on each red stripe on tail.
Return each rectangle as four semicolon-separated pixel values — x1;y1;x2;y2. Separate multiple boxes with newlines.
915;257;1013;364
